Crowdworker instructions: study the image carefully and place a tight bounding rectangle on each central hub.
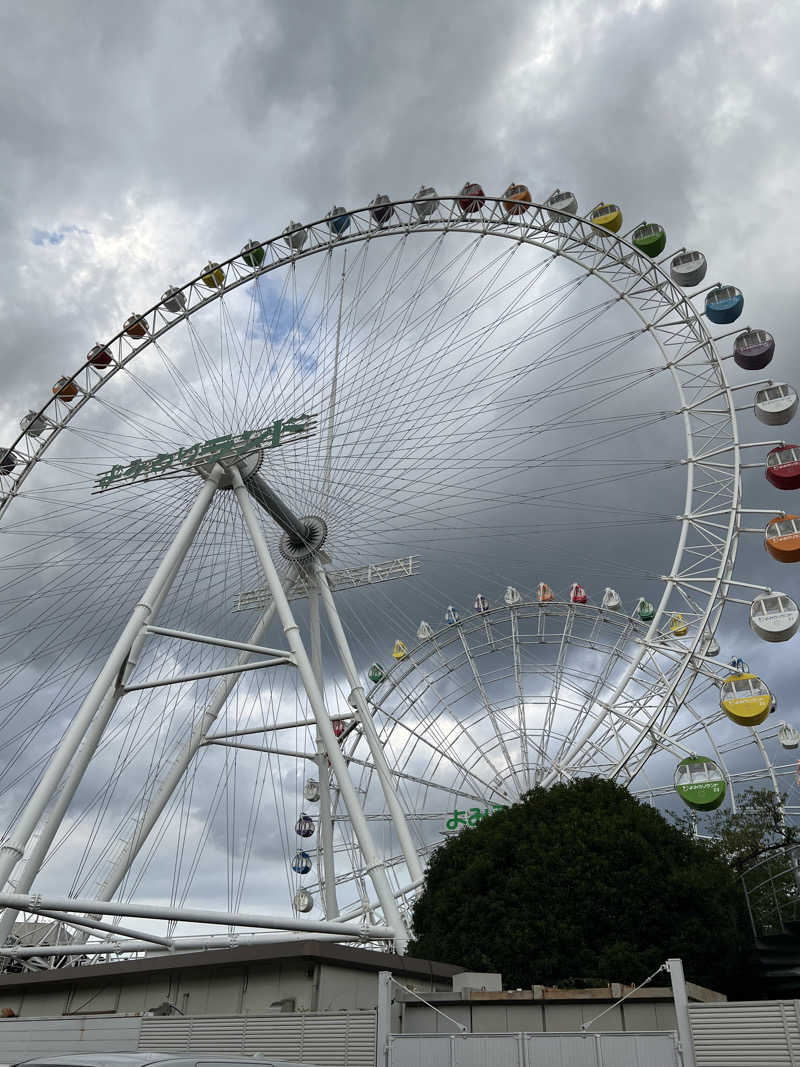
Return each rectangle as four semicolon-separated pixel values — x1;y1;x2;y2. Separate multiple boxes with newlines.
279;515;328;561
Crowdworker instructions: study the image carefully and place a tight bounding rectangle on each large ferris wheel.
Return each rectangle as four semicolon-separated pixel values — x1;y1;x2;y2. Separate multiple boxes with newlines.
0;183;797;964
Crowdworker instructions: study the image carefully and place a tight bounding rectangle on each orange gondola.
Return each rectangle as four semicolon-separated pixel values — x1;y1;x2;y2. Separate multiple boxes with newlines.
765;514;800;563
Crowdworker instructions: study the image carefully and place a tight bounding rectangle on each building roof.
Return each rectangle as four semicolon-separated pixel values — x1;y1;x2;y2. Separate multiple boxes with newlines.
0;939;464;992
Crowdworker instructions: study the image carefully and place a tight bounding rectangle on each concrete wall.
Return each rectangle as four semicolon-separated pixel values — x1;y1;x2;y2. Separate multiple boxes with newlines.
0;959;451;1020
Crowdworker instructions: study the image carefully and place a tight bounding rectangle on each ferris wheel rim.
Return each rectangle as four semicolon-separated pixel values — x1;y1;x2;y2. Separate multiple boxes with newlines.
1;193;743;656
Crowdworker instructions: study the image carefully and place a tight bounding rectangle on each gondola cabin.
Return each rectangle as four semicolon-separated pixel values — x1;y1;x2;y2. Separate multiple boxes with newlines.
52;377;78;401
303;779;320;802
632;222;667;257
87;343;112;368
417;621;434;640
295;814;315;838
765;444;800;490
779;723;800;749
474;593;489;613
123;314;148;339
570;582;587;604
201;261;225;288
291;851;312;875
331;719;346;738
601;588;621;611
765;515;800;563
293;889;313;913
674;756;726;811
669;613;688;637
702;629;720;656
504;586;522;606
327;206;351;237
458;182;484;214
241;240;266;268
590;203;622;232
20;411;47;437
705;285;743;325
755;384;798;426
283;221;307;250
413;185;438;220
0;450;16;476
368;662;386;683
503;183;531;215
161;286;186;313
545;189;578;218
749;592;800;642
537;582;554;603
636;598;655;621
445;605;459;625
392;639;408;660
669;250;707;288
720;673;772;726
733;329;774;370
370;194;394;225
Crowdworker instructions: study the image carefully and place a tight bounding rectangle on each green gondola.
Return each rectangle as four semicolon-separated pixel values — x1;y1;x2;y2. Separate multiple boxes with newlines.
636;597;655;622
674;756;726;811
368;662;386;684
632;222;667;258
241;240;266;268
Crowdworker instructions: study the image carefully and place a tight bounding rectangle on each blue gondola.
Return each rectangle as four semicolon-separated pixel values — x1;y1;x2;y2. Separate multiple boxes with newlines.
445;605;459;625
474;594;489;613
705;285;743;325
291;851;312;874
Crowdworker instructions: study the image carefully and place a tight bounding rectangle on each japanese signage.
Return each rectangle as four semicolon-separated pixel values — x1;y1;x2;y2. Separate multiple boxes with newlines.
446;804;506;830
94;414;316;491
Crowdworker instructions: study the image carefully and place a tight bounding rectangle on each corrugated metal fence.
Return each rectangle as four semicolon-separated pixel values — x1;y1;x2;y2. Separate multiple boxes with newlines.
387;1031;681;1067
689;1001;800;1067
0;1012;376;1067
138;1013;377;1067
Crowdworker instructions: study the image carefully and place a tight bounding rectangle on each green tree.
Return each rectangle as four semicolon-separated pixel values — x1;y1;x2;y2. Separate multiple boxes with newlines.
409;778;749;993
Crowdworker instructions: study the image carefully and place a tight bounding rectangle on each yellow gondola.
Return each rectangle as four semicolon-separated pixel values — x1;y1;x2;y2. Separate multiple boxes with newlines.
719;672;773;727
669;613;688;637
392;639;408;661
590;203;622;232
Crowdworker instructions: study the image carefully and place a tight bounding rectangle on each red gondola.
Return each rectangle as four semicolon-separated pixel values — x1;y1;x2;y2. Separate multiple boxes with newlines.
458;182;484;214
765;444;800;490
570;582;587;604
87;343;112;368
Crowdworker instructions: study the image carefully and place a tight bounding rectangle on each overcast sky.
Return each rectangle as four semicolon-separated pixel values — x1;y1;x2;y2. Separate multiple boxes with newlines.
0;0;799;941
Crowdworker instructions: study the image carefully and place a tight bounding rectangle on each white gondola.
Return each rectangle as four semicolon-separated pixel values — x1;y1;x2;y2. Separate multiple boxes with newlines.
545;188;578;219
779;723;800;749
601;587;621;611
701;629;720;656
20;410;48;437
413;185;438;220
283;221;307;251
445;605;459;625
293;889;313;913
749;591;800;643
161;286;186;314
474;593;489;614
303;779;320;803
670;250;707;288
417;620;434;640
504;586;521;606
754;383;798;427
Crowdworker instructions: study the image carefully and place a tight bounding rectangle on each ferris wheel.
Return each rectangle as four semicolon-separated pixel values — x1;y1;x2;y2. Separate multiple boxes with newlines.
0;182;796;965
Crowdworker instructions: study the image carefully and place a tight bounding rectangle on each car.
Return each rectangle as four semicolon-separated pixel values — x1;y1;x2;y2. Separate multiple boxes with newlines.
12;1054;317;1067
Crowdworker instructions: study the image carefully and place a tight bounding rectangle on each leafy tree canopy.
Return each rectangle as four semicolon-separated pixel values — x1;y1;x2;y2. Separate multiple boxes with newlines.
409;778;749;993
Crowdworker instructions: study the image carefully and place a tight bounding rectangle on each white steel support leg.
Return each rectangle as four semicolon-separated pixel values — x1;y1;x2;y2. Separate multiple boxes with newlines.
308;588;339;919
90;599;281;911
0;555;186;945
0;467;223;894
230;468;409;951
312;559;424;883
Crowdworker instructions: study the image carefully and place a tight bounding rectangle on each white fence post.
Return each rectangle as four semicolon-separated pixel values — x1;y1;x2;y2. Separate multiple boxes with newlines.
377;970;392;1067
666;957;696;1067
